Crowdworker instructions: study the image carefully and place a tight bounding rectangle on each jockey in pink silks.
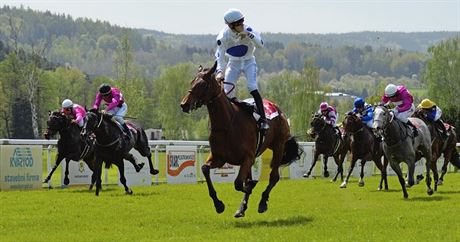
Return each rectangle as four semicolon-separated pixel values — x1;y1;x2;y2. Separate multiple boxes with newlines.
318;102;341;137
92;84;131;139
61;99;86;128
381;84;417;135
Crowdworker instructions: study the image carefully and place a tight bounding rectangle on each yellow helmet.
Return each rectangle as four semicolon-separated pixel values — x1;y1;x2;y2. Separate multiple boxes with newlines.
418;98;436;109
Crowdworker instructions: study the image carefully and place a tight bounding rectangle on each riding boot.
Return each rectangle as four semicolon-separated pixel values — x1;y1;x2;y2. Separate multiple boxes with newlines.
122;123;131;141
250;90;269;133
406;120;418;137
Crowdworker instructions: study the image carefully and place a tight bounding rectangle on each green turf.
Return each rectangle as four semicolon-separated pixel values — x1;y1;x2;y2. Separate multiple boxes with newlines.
2;173;460;241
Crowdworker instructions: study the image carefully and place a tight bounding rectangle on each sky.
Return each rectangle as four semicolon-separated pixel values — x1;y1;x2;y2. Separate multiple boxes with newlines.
2;0;460;34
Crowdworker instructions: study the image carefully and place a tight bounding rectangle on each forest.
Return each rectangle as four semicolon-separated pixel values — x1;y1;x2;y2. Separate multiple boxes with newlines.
0;5;458;140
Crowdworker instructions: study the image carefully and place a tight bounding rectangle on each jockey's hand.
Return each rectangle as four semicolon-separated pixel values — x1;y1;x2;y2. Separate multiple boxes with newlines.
238;31;249;39
70;119;77;124
101;110;107;115
216;72;224;81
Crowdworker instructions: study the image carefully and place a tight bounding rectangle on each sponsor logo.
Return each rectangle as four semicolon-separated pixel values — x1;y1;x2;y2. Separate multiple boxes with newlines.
9;148;34;167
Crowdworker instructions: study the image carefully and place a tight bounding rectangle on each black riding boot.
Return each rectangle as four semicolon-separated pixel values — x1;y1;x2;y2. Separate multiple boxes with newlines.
250;90;269;132
406;120;418;137
122;123;131;140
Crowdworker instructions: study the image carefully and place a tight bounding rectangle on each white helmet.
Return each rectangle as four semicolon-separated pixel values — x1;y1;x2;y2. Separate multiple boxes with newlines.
61;99;73;108
224;9;244;24
384;84;398;97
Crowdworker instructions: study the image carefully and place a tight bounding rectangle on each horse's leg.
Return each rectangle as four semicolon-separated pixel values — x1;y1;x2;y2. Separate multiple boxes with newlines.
133;137;159;175
428;154;438;193
390;161;408;198
123;152;143;172
145;153;159;175
341;156;357;188
406;159;415;187
116;159;133;195
63;158;71;185
382;156;389;190
358;160;366;187
331;155;342;182
43;153;65;184
424;153;434;196
323;156;329;177
94;158;103;196
373;157;385;191
202;156;225;214
235;174;258;218
258;165;280;213
439;152;451;184
304;151;319;178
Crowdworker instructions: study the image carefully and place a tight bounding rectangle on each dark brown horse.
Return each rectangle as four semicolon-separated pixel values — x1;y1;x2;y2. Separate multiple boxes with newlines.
303;113;348;182
43;111;96;188
180;62;302;217
341;112;389;190
413;109;460;185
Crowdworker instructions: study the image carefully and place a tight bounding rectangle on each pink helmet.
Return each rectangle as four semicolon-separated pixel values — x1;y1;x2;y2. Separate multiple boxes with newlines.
320;102;329;111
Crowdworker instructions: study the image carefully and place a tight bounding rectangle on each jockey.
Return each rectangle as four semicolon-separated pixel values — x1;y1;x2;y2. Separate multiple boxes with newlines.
318;102;341;137
215;8;268;133
417;98;448;138
352;97;374;129
92;84;131;139
381;84;417;136
61;99;86;128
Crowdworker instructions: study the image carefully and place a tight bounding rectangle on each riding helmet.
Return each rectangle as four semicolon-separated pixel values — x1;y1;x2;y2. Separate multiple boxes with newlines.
99;84;112;95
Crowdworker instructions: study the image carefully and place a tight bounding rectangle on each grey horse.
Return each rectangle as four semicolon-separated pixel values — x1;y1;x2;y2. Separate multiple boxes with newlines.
373;105;435;198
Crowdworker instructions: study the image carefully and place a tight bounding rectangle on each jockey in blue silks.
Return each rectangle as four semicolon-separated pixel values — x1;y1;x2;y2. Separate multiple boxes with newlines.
352;97;374;129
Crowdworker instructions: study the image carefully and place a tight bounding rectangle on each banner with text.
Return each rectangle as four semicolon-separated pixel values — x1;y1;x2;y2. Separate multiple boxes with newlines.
166;146;197;184
0;145;42;190
119;149;152;186
61;160;93;186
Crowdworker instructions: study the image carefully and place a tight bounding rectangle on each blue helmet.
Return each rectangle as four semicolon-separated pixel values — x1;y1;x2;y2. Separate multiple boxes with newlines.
354;98;365;108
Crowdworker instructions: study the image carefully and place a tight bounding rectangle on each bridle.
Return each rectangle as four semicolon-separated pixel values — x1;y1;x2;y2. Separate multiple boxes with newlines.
83;112;120;148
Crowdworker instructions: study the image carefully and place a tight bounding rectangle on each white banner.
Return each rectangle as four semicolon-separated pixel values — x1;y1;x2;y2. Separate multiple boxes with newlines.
352;160;374;177
289;144;314;179
119;149;152;186
61;160;93;186
166;146;197;184
0;145;42;190
210;156;262;183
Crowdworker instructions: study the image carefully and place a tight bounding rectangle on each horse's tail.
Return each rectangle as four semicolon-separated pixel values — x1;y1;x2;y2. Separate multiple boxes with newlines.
281;136;303;167
450;148;460;169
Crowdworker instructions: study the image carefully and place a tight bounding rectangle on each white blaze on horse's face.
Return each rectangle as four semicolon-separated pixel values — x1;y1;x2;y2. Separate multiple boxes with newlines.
373;107;385;129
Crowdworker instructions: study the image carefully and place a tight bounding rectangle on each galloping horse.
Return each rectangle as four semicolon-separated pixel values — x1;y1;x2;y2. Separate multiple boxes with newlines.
180;62;302;217
43;111;96;188
82;109;159;195
303;113;348;182
341;112;389;190
413;109;460;185
373;105;435;198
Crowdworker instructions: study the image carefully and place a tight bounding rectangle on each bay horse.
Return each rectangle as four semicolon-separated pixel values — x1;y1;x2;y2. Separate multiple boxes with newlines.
180;62;302;217
303;113;348;182
373;105;435;198
81;109;159;195
341;112;389;190
413;109;460;185
43;111;96;188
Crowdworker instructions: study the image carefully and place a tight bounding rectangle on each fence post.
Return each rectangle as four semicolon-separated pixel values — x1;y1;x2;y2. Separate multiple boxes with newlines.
46;145;53;187
154;145;159;185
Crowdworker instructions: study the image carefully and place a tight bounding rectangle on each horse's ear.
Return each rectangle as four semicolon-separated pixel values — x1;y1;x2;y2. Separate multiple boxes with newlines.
198;65;203;72
207;61;217;75
48;110;51;116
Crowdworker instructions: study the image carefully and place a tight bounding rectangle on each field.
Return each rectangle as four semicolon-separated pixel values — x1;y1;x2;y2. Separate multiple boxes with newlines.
2;171;460;241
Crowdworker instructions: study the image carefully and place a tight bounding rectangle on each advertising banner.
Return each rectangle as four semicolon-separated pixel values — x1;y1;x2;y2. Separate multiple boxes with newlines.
0;145;42;190
61;160;93;186
119;149;152;186
166;146;197;184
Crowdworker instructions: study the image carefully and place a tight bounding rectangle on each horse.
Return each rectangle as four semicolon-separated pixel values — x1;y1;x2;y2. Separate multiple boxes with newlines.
413;109;460;185
373;105;435;198
303;113;348;182
81;109;159;195
180;62;302;217
43;111;96;189
341;112;389;190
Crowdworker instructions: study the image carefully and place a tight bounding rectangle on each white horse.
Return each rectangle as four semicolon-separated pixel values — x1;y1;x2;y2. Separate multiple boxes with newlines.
373;105;436;198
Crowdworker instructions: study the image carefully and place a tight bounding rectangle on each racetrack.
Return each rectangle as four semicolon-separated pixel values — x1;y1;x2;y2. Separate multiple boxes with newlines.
2;175;460;241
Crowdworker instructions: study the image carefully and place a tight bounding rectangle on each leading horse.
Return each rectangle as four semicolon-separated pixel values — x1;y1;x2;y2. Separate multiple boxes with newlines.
82;109;159;195
303;113;348;182
43;111;96;188
180;62;302;217
341;112;389;190
413;109;460;185
373;105;435;198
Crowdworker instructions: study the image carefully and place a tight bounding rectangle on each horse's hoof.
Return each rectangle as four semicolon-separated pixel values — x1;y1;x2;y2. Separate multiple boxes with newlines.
303;173;310;178
340;182;347;188
330;179;336;183
427;189;434;196
126;189;133;195
215;200;225;214
234;210;245;218
89;185;94;191
324;171;330;178
437;180;443;186
43;178;50;183
64;178;70;186
358;182;365;187
404;193;409;199
258;202;268;213
95;191;100;196
377;187;382;191
150;169;159;175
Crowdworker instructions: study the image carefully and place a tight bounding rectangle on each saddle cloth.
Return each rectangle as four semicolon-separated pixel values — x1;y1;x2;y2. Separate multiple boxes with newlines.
241;98;280;121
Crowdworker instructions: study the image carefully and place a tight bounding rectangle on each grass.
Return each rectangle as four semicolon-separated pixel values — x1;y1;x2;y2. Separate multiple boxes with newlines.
2;173;460;241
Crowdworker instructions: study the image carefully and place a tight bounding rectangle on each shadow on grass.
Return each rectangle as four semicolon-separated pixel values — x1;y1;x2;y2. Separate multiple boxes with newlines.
369;188;401;193
436;190;460;195
408;195;447;202
233;215;312;228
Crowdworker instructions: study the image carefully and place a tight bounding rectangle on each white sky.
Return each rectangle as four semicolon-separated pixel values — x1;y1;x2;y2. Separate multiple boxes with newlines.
2;0;460;34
